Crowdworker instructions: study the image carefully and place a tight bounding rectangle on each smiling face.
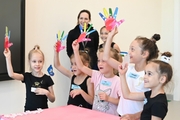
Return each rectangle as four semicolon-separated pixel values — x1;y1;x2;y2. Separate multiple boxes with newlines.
78;12;91;28
144;62;163;89
70;57;82;76
100;27;109;42
29;52;44;73
128;40;144;64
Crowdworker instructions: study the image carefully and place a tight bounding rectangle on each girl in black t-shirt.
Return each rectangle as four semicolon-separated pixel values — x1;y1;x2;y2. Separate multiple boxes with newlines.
4;45;55;111
118;52;173;120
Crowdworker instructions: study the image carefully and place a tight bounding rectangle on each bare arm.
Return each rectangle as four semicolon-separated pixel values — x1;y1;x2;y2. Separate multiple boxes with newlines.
121;111;141;120
107;96;119;105
54;45;73;78
151;116;162;120
103;27;121;70
93;31;99;53
98;92;119;105
113;43;120;53
118;64;145;101
46;86;55;102
80;78;94;104
66;31;74;57
4;49;23;80
72;40;93;76
113;43;123;62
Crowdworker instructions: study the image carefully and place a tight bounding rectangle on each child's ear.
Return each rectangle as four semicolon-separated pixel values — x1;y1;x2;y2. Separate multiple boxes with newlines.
84;62;89;67
160;75;166;84
142;50;149;59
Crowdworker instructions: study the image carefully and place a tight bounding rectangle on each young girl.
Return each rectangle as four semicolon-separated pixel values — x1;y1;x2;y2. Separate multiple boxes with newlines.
103;27;160;119
4;45;55;111
118;52;173;120
72;40;121;116
99;26;122;63
54;43;94;109
99;26;120;52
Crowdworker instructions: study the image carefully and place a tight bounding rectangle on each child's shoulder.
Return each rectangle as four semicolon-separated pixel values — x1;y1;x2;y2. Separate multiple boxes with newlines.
112;75;121;83
23;72;31;76
92;70;101;75
127;64;144;77
42;74;52;79
127;64;135;70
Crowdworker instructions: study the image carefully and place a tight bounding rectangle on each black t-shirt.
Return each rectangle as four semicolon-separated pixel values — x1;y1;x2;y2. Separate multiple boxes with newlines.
141;90;168;120
68;75;92;109
22;73;54;111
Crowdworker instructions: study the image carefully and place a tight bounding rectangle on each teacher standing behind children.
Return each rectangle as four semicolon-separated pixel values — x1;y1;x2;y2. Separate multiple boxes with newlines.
66;9;99;70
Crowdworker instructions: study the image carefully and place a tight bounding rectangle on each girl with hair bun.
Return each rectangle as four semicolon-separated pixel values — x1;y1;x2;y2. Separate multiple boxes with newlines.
118;51;173;120
103;26;161;119
4;45;55;111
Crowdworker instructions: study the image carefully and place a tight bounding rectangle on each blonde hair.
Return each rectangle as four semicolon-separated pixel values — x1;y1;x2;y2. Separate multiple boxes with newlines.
98;48;120;74
70;49;91;68
28;45;45;61
100;26;107;33
98;48;119;62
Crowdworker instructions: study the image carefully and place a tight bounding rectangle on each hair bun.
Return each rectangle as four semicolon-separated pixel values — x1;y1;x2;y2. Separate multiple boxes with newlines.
161;51;172;63
161;51;172;57
33;45;40;50
152;34;160;41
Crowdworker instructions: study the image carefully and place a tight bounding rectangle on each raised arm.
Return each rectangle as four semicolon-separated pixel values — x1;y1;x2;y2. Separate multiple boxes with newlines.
113;43;120;53
3;48;23;80
93;30;99;53
53;44;72;78
103;27;121;70
113;43;123;62
118;64;145;101
72;40;93;76
66;31;74;57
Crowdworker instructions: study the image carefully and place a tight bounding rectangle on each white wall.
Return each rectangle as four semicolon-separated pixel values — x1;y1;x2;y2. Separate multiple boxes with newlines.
161;0;174;95
173;0;180;101
0;0;177;114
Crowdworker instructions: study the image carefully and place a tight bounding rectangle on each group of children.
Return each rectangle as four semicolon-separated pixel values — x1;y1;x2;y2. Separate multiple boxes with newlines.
3;25;173;120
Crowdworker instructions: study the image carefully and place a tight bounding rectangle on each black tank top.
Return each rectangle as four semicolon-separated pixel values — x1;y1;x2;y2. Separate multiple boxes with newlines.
67;75;92;109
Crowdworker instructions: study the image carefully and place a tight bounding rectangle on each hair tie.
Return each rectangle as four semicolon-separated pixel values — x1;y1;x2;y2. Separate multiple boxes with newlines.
161;56;170;63
80;50;88;54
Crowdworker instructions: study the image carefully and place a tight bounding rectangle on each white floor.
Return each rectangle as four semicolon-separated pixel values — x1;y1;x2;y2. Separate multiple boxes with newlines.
164;101;180;120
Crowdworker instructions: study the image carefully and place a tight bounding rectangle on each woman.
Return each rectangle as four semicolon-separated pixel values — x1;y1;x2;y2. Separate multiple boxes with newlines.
66;9;99;70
